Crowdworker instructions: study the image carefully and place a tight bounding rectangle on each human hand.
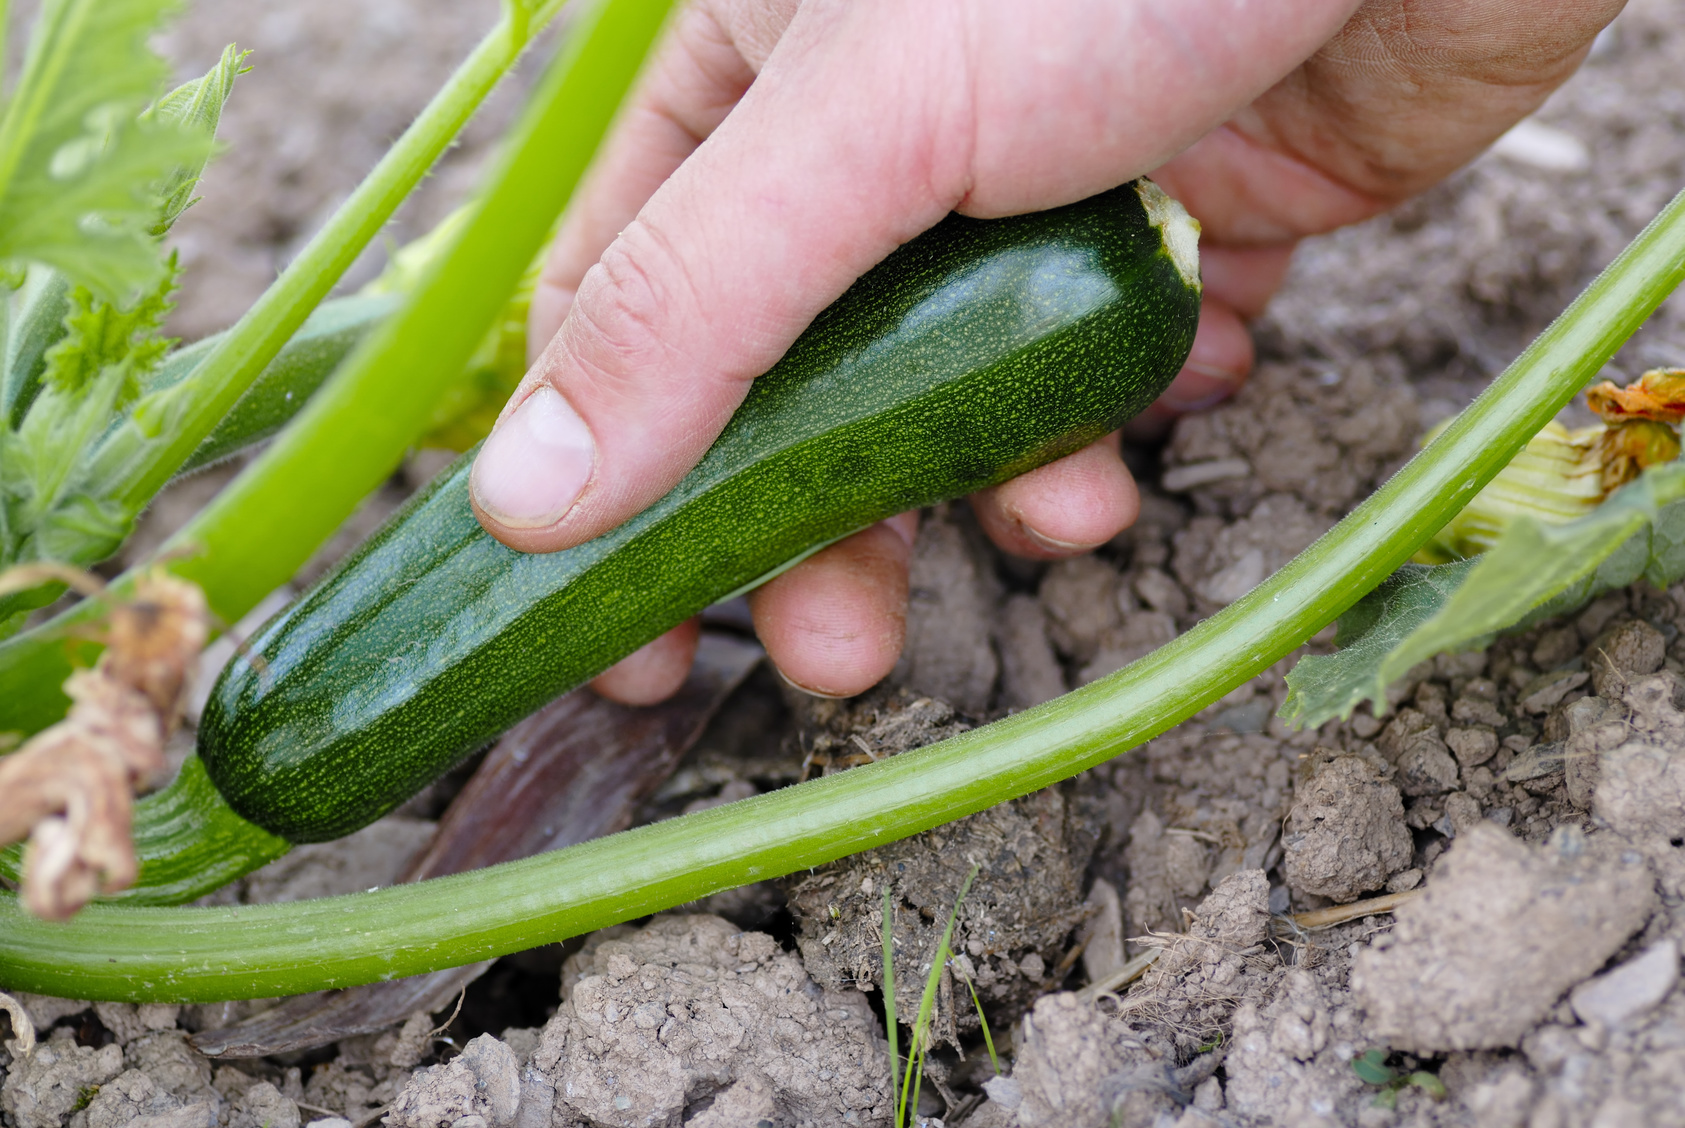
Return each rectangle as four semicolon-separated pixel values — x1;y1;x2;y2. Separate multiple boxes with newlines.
471;0;1621;704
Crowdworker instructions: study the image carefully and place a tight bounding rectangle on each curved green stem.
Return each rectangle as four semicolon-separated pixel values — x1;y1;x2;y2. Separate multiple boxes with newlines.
2;189;1681;1000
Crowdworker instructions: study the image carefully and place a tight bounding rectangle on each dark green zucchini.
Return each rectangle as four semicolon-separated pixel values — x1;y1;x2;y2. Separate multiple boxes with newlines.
198;179;1203;843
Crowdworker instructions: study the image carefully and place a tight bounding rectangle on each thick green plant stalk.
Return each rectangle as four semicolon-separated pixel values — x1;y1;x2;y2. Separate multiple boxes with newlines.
1;189;1681;1002
0;0;668;740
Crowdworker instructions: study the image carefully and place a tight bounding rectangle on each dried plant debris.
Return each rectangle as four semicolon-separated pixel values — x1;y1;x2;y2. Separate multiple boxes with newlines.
0;568;208;918
1113;871;1280;1060
1586;366;1685;424
791;688;973;779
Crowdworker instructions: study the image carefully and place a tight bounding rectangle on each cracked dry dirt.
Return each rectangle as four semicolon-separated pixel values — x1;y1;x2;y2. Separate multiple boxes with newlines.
6;1;1685;1127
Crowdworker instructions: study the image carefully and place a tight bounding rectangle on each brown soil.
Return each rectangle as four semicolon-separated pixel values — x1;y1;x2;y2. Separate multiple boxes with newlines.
6;2;1685;1127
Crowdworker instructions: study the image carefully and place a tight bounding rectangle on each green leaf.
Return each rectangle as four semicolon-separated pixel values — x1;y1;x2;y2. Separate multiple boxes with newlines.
1352;1049;1396;1085
0;0;207;303
1408;1072;1448;1100
145;43;249;235
0;260;177;580
39;269;175;403
1283;459;1685;727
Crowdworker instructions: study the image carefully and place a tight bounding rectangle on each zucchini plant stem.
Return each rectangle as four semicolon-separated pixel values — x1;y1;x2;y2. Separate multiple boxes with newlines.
0;196;1681;1004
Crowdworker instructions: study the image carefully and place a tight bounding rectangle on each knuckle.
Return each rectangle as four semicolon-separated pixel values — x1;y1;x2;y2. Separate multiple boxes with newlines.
569;222;699;386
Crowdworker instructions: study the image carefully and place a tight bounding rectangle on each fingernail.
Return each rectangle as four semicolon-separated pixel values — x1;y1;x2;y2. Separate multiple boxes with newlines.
1021;524;1093;554
470;385;595;529
773;664;852;700
882;511;921;549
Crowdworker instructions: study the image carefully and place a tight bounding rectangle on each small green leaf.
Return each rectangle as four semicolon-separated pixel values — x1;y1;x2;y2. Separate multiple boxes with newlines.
1283;459;1685;728
146;43;249;235
0;0;208;302
1352;1048;1396;1085
34;491;128;562
1408;1071;1448;1100
1281;560;1476;727
40;267;176;405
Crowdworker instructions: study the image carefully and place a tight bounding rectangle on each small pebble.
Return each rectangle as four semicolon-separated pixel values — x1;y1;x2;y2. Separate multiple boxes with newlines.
1570;941;1679;1029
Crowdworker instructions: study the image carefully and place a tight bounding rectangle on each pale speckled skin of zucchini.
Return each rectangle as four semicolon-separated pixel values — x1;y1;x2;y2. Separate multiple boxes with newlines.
199;180;1203;843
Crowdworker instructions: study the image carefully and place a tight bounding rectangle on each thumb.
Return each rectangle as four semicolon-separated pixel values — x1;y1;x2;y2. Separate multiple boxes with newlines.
470;0;958;551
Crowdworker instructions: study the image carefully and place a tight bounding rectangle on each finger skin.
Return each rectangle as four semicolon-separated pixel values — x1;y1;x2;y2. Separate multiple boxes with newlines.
1201;244;1296;321
1150;0;1624;242
749;514;918;698
528;1;791;361
971;434;1139;560
590;618;701;705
